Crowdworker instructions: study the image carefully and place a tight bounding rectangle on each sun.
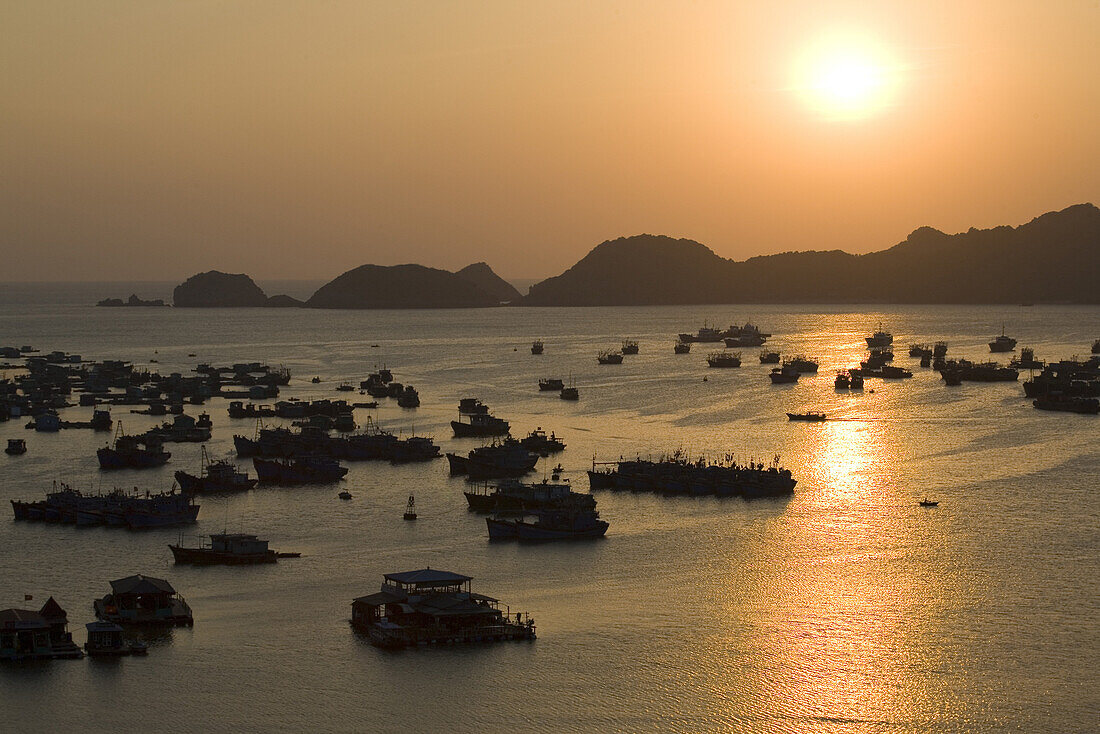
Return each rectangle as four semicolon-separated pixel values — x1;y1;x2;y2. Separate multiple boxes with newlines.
792;31;899;120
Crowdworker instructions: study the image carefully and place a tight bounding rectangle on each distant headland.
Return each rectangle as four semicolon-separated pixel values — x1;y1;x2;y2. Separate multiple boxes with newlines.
112;203;1097;309
521;203;1100;306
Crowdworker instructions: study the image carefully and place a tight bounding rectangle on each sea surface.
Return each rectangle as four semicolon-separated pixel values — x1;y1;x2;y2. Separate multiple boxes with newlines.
0;288;1097;733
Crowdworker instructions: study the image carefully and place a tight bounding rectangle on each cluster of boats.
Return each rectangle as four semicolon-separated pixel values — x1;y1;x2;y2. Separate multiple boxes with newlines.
11;485;199;528
464;477;608;541
538;378;579;400
360;369;420;408
678;322;771;346
588;454;796;498
447;440;541;479
234;420;440;465
1024;356;1100;414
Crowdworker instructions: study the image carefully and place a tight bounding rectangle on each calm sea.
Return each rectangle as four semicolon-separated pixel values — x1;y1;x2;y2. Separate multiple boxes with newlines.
0;286;1097;733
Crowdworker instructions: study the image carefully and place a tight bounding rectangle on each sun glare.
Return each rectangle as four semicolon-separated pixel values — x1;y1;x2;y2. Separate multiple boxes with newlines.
793;31;899;121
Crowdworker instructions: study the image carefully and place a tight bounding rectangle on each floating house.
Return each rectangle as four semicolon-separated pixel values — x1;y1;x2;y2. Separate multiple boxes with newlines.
351;569;535;648
93;575;193;626
0;597;83;660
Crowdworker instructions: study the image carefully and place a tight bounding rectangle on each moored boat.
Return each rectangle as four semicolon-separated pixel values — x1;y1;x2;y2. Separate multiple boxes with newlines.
706;351;742;368
989;325;1017;353
169;533;296;565
866;324;893;347
769;365;800;384
452;412;510;438
787;412;827;421
597;350;624;365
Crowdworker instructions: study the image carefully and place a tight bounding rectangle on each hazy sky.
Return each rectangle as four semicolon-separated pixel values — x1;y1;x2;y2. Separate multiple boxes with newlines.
2;1;1097;281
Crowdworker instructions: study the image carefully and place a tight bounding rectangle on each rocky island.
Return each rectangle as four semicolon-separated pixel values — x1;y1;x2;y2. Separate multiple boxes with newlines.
454;262;523;303
96;294;169;307
306;264;501;309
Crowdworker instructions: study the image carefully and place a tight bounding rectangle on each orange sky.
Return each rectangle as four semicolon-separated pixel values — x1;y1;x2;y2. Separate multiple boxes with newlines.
1;1;1097;281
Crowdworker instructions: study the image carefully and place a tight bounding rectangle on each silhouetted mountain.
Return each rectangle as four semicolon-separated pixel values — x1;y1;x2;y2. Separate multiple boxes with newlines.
173;271;269;307
521;204;1100;305
454;262;522;303
306;264;500;309
264;294;305;308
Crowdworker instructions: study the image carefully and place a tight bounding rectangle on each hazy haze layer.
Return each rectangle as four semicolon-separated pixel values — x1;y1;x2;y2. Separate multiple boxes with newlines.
1;1;1097;281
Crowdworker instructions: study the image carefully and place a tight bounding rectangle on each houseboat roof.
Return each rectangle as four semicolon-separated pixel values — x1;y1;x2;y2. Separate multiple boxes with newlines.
383;568;472;586
416;595;498;617
353;590;406;606
38;596;67;622
0;608;47;626
110;574;176;595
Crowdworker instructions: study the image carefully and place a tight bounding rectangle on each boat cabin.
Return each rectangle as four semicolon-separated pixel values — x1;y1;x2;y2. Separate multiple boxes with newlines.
351;568;535;648
210;533;269;555
0;597;83;660
84;622;127;654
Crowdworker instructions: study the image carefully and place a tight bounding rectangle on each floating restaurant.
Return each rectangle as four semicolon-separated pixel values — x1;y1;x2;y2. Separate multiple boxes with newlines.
351;569;535;648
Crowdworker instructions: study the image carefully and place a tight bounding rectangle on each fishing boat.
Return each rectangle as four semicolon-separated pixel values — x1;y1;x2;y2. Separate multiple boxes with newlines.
787;412;827;421
706;352;742;368
487;508;608;542
97;429;171;470
674;342;691;354
849;371;864;389
620;340;639;355
446;440;539;479
389;436;441;463
451;412;510;438
5;438;26;455
464;477;596;514
769;365;800;384
531;340;544;355
338;491;352;500
1093;339;1100;355
252;456;348;485
169;533;298;565
677;324;724;343
785;356;819;373
174;446;257;493
458;398;490;415
989;325;1017;353
597;350;624;365
919;499;939;507
759;350;780;364
538;378;564;391
866;324;893;347
403;495;417;520
1033;395;1100;414
834;371;850;389
518;428;566;456
396;385;420;408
